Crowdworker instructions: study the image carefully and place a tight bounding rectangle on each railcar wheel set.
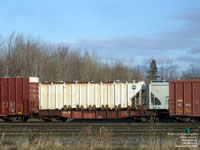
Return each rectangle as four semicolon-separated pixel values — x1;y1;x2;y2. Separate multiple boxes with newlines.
0;77;199;122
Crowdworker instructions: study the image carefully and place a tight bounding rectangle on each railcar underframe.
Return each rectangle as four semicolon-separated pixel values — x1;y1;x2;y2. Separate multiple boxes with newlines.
38;109;158;122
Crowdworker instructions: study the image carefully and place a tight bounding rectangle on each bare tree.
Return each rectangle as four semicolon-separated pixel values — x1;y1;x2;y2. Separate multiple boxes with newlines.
159;59;178;80
182;64;200;79
0;32;144;82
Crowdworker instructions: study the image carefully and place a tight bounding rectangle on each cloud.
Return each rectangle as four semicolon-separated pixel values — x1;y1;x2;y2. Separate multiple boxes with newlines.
173;8;200;23
142;56;172;65
65;36;200;65
168;9;200;39
69;37;199;54
177;55;200;63
64;8;200;67
65;8;200;57
188;47;200;55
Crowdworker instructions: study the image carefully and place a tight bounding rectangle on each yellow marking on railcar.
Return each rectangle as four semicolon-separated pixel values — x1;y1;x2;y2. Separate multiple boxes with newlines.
18;104;23;114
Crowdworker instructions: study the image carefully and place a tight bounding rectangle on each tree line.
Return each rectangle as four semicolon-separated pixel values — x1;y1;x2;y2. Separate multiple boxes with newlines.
147;59;200;80
0;33;143;82
0;33;198;82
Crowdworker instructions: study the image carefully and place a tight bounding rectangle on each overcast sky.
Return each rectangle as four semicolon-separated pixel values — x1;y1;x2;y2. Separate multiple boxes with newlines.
0;0;200;71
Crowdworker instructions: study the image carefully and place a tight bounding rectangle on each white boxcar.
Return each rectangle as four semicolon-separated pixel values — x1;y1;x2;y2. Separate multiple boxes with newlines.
149;81;169;110
39;81;145;109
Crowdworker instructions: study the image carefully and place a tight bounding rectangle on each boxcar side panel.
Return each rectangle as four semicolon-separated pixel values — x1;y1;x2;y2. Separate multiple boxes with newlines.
176;82;184;115
170;80;200;117
0;79;9;116
16;78;23;115
29;80;39;113
193;82;200;115
184;82;192;115
169;82;175;115
0;77;39;117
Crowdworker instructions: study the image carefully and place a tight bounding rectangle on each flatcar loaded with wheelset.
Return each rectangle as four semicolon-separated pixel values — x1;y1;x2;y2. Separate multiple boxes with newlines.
0;77;199;122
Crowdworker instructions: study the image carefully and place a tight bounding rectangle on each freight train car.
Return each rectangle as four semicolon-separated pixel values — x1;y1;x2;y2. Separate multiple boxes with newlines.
0;77;199;122
38;81;154;122
0;77;39;121
169;80;200;122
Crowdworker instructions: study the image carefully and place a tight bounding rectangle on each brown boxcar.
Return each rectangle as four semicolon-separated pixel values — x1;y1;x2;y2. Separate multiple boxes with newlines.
169;80;200;119
0;77;39;120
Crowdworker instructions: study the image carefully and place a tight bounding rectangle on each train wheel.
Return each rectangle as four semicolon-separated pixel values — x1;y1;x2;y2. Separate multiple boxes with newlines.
2;117;9;122
183;117;191;122
148;116;156;123
140;117;147;122
61;118;67;122
191;118;197;122
42;117;52;122
132;117;140;122
174;117;181;122
2;117;14;122
20;116;29;122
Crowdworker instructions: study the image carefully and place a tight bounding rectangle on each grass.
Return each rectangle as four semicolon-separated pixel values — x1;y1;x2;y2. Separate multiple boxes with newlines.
0;126;199;150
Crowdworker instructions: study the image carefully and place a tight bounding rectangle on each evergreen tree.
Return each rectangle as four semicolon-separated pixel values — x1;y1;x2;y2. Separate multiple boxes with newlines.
146;59;159;80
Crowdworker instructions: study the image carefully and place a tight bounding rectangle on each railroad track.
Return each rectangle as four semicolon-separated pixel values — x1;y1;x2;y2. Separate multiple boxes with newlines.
0;121;199;137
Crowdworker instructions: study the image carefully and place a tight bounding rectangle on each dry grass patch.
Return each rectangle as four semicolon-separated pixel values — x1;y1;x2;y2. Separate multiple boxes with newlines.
0;126;199;150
